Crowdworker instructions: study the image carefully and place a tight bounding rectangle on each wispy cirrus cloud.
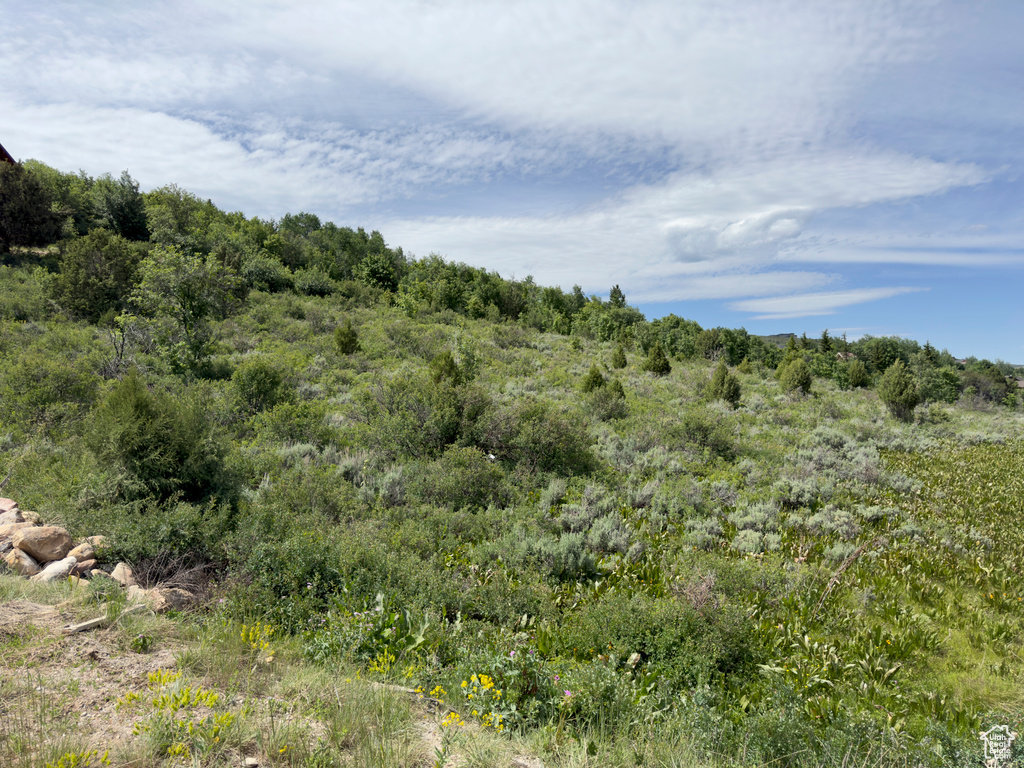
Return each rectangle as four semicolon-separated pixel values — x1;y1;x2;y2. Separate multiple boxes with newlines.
728;287;928;320
2;0;1020;355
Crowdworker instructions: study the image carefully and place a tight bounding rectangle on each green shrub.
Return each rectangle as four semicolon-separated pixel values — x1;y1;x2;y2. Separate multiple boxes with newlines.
778;358;812;394
610;344;627;369
86;370;237;503
847;358;870;388
641;342;672;375
0;340;101;431
878;359;919;422
588;379;627;421
51;229;142;322
559;592;757;688
410;445;507;510
707;359;741;407
580;363;605;393
241;253;293;293
231;355;288;416
483;399;595;475
352;373;487;459
334;318;361;354
250;400;334;446
293;266;336;296
674;409;734;459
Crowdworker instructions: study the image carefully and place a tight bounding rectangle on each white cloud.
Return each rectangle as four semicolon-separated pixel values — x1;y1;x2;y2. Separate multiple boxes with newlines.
0;0;1001;325
728;287;927;320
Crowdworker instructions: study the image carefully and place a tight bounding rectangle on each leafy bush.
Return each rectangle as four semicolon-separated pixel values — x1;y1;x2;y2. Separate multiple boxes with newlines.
483;399;595;475
409;445;507;510
559;592;757;688
241;253;293;293
231;355;289;416
351;372;488;459
610;344;627;369
847;358;870;388
674;409;734;459
588;379;627;421
293;266;336;296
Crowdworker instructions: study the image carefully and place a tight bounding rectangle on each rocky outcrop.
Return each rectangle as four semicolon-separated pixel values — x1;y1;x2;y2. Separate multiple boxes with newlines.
12;526;74;563
0;496;197;614
111;562;137;587
31;556;78;583
4;547;41;576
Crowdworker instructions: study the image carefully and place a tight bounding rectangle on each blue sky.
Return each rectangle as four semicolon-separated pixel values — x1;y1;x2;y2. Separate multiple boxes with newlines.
2;1;1022;361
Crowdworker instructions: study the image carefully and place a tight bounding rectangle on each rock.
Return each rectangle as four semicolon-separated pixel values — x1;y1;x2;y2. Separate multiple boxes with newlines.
72;558;97;577
0;539;12;558
12;526;73;563
0;498;18;513
127;584;195;614
244;758;259;768
30;556;78;583
21;511;43;525
0;509;23;525
0;521;33;539
110;562;137;587
85;535;108;548
4;547;41;576
68;543;95;561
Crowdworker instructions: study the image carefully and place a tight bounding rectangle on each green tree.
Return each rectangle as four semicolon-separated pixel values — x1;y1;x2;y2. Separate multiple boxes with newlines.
581;363;606;393
779;358;812;395
87;369;235;502
609;284;626;308
358;249;399;292
847;359;870;388
878;359;919;422
707;359;741;408
642;342;672;376
133;245;241;373
0;162;63;252
819;329;833;354
22;160;98;236
93;170;149;240
334;318;361;354
51;229;141;321
610;343;627;369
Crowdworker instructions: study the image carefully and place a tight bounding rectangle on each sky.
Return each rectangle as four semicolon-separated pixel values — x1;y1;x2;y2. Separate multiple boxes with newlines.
2;1;1022;361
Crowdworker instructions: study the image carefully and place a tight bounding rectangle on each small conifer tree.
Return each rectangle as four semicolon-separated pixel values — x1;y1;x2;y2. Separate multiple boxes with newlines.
779;358;812;394
642;342;672;376
610;344;627;369
334;319;360;354
847;359;870;388
581;364;606;393
708;359;742;408
878;359;919;422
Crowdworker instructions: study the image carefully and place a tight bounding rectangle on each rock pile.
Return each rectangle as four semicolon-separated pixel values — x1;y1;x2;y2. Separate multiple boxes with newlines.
0;496;194;613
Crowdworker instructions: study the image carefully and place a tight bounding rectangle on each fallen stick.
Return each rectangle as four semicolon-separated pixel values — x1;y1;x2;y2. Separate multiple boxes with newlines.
62;603;149;635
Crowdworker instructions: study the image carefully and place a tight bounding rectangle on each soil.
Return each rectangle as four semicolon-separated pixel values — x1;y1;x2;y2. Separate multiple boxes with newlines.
0;597;546;767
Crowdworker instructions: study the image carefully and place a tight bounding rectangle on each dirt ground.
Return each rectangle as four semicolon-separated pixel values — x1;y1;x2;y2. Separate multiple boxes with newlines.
0;596;546;768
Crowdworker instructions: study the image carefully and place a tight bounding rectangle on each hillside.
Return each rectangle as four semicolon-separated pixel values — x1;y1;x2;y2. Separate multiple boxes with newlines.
2;161;1024;768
